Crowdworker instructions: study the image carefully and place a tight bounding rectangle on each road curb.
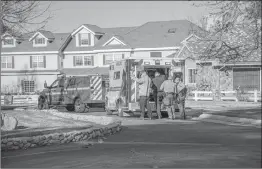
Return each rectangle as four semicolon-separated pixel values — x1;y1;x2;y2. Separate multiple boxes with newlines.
192;113;261;128
1;122;122;152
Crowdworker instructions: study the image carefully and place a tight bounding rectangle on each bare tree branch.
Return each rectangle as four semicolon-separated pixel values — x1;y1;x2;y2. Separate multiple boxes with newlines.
189;1;261;63
1;1;53;38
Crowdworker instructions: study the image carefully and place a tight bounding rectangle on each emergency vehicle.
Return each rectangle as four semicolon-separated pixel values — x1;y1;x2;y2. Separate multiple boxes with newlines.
105;57;185;116
38;74;106;113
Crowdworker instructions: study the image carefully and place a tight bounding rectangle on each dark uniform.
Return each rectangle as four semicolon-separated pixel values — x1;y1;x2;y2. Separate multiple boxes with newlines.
174;81;187;119
152;74;166;119
160;77;176;119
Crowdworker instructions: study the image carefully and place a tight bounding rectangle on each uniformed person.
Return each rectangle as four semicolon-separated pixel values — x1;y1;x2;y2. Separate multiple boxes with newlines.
160;76;176;120
131;69;152;120
174;76;187;120
152;71;166;119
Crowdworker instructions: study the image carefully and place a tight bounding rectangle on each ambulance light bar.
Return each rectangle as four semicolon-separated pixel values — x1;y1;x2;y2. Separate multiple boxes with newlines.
144;62;150;65
165;62;171;65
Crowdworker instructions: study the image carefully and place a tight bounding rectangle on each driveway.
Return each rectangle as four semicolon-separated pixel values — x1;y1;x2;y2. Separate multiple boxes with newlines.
2;118;261;168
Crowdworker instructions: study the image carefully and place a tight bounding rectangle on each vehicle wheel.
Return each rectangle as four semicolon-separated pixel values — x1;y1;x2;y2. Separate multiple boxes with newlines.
106;109;113;115
84;106;90;113
66;105;75;112
38;97;45;110
74;98;85;113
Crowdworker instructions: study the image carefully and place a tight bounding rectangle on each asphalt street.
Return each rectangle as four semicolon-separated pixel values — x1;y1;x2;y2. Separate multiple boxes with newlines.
2;118;261;168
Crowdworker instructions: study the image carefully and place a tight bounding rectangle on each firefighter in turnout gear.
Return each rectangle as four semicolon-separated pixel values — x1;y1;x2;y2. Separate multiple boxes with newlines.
160;76;176;120
131;69;152;120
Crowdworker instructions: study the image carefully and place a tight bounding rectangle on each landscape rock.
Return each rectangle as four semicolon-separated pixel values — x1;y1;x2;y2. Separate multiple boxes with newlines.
7;142;13;146
1;121;122;151
12;146;19;150
1;114;18;131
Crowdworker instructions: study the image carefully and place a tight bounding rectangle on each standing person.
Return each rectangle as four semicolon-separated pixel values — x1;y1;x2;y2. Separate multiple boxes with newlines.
174;76;187;120
160;76;176;120
131;69;152;120
152;71;166;119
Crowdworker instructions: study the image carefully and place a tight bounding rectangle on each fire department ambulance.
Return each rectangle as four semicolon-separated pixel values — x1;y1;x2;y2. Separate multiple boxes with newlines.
105;57;185;116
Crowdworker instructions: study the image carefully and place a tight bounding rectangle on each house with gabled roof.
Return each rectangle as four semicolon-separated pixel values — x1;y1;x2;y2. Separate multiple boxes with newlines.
61;20;206;81
1;30;69;94
169;23;261;93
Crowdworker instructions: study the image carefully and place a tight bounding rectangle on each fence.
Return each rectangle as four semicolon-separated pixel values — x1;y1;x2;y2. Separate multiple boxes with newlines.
188;90;261;102
1;95;39;107
190;91;213;101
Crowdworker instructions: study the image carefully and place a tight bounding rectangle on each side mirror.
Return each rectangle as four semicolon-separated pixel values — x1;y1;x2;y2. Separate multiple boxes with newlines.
44;81;48;88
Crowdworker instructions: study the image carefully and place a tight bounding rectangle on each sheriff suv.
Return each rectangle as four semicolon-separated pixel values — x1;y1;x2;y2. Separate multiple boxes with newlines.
38;75;104;113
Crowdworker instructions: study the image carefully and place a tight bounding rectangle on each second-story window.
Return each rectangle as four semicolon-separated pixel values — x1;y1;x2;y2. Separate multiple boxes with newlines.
74;56;93;66
1;56;13;69
3;39;14;45
35;37;46;45
150;52;162;58
79;33;90;46
32;56;45;68
103;53;125;65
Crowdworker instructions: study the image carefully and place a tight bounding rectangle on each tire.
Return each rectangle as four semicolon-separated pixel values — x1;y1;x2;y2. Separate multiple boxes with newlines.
74;98;85;113
38;97;45;110
84;106;90;113
66;105;75;112
106;109;113;115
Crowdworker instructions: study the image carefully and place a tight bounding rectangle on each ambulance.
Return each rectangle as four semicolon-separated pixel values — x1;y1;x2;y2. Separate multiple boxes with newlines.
105;57;185;116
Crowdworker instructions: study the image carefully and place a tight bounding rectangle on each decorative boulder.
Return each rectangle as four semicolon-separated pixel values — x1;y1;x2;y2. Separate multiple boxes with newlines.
1;113;18;131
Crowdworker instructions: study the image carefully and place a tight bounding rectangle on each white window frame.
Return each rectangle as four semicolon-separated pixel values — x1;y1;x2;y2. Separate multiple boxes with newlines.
1;56;13;69
74;56;93;67
23;80;35;93
79;33;90;46
33;36;47;47
188;68;197;84
2;37;16;48
32;56;44;68
104;53;124;65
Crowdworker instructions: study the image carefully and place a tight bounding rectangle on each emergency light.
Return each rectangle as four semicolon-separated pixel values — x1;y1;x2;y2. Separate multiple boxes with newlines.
165;62;171;65
144;62;150;65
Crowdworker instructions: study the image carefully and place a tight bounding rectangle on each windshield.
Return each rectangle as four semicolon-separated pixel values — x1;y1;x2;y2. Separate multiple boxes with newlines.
50;80;59;88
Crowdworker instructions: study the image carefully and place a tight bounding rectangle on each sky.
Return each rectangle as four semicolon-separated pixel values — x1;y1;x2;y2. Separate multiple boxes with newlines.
37;1;211;33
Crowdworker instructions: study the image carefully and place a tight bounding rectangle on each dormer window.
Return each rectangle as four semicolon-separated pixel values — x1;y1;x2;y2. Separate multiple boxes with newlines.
35;37;46;45
79;33;91;46
29;31;49;47
4;39;14;45
2;36;16;48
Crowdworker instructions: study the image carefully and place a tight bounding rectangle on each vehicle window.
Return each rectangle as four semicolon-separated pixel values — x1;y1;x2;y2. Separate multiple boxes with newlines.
50;80;59;88
67;78;76;87
114;71;121;80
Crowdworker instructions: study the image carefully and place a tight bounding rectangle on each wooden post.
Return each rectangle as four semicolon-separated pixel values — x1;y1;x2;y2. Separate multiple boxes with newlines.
194;91;198;101
254;90;258;102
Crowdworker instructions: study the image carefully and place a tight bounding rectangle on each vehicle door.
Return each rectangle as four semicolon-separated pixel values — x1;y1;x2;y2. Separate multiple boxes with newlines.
49;79;60;105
